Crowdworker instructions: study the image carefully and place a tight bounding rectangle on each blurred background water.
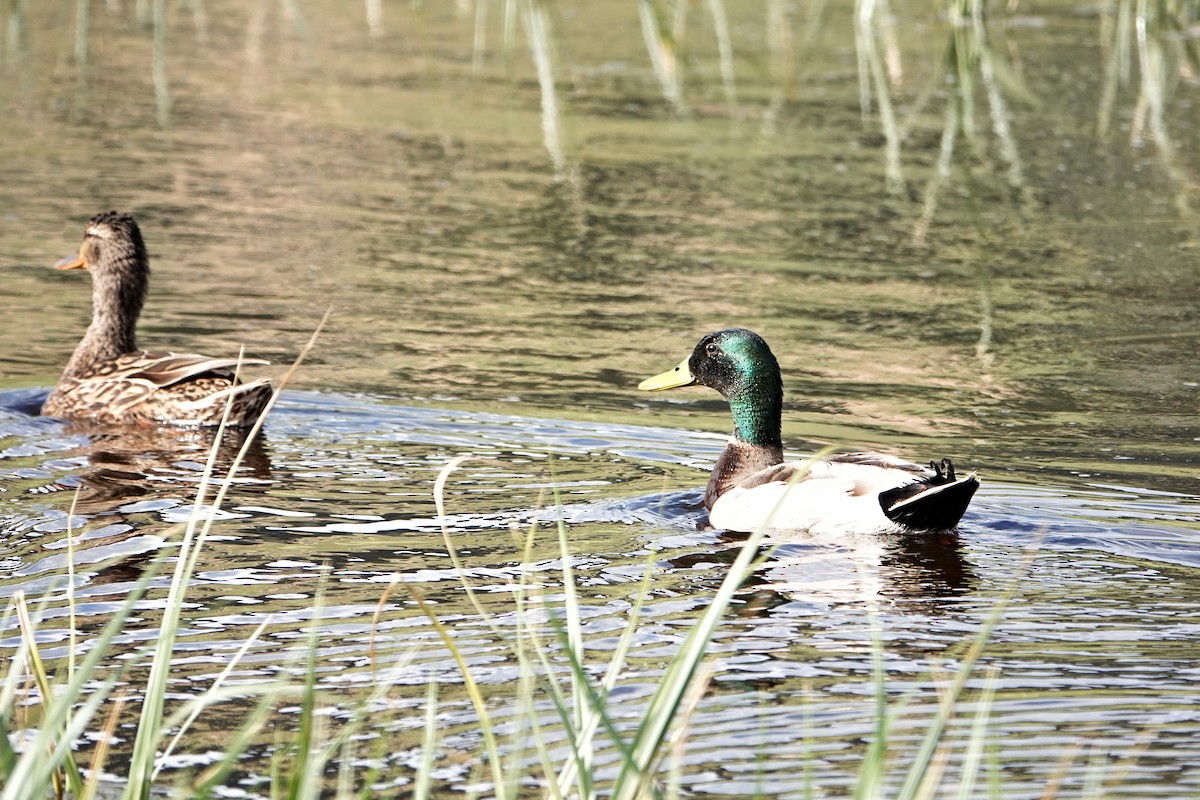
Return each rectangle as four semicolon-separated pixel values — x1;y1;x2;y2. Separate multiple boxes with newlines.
0;0;1198;795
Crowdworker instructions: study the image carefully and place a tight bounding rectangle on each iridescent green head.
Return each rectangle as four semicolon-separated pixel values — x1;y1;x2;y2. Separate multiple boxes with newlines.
639;328;783;448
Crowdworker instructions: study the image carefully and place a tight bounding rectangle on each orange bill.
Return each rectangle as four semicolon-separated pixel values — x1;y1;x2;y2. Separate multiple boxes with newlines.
55;253;86;270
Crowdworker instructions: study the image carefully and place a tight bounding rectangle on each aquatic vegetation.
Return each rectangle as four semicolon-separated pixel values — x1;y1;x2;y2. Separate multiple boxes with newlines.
10;0;1195;225
0;402;1153;800
0;2;1196;797
1097;0;1200;213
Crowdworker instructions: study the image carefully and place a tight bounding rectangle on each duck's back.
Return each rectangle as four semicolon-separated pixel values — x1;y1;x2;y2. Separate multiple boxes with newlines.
707;454;975;536
709;458;916;536
43;351;271;427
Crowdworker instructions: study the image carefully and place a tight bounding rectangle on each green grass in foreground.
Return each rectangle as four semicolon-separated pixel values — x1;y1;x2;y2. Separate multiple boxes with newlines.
0;360;1137;799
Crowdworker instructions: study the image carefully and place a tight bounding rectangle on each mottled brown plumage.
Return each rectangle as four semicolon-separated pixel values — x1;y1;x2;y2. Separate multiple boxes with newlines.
42;211;272;427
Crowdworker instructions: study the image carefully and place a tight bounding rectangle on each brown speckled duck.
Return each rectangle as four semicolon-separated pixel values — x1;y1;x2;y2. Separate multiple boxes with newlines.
42;211;272;427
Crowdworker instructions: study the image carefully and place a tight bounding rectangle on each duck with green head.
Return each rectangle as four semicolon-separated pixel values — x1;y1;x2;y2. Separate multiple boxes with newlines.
639;328;979;535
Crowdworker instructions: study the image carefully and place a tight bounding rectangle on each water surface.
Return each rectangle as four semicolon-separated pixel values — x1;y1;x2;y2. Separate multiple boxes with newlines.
1;1;1198;795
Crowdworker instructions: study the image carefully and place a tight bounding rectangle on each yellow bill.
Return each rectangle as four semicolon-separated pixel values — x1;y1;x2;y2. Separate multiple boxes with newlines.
638;357;697;391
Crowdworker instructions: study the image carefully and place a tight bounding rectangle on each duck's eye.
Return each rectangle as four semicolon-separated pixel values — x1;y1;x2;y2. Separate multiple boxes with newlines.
705;342;719;356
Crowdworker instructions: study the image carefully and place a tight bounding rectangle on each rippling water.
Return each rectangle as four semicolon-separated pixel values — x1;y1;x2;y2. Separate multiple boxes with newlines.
3;387;1199;794
1;0;1199;795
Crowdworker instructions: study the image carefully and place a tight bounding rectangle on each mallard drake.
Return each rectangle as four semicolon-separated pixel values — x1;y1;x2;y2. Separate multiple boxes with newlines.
639;328;979;535
41;211;272;427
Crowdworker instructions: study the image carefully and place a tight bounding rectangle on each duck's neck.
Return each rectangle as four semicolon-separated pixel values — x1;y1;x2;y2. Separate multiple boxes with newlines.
727;385;782;450
62;258;145;378
705;374;785;509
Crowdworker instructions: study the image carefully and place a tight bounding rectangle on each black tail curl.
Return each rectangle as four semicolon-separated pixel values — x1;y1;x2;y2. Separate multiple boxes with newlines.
878;458;979;532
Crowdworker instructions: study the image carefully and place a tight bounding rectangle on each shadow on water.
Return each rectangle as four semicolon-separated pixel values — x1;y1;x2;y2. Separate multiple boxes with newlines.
662;527;974;608
45;421;270;516
0;388;272;592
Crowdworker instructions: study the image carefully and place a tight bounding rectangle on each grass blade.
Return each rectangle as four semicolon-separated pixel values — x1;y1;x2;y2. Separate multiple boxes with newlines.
610;450;833;800
411;588;508;800
413;679;440;800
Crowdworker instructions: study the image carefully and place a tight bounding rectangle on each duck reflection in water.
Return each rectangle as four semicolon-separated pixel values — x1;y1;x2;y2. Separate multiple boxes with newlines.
667;527;973;615
16;421;273;587
42;423;273;516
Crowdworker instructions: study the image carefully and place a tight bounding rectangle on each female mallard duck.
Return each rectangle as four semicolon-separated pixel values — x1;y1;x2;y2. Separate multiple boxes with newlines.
639;328;979;535
42;211;272;427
